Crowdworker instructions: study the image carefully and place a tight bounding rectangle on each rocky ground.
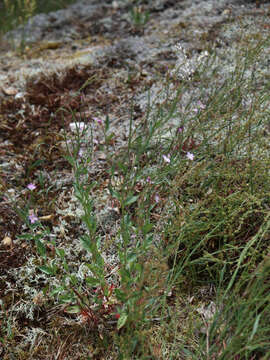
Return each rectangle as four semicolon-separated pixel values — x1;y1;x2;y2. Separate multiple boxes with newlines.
0;0;269;358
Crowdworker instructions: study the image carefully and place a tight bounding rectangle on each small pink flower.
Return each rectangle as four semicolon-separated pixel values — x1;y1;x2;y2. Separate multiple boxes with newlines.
193;101;206;113
93;117;102;125
146;176;151;183
186;152;194;161
193;100;206;113
78;149;83;157
154;194;160;203
29;213;38;224
27;183;36;191
177;126;183;133
162;154;171;163
198;100;206;109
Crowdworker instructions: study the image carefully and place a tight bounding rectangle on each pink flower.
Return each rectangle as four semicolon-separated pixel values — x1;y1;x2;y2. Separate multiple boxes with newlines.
78;149;83;157
177;126;183;133
27;183;36;191
186;152;194;161
198;100;206;109
193;101;205;113
146;176;151;183
162;154;171;163
154;194;160;203
93;117;102;125
29;213;38;224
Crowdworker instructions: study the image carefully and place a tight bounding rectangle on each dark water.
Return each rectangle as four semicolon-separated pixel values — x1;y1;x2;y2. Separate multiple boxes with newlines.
0;0;77;34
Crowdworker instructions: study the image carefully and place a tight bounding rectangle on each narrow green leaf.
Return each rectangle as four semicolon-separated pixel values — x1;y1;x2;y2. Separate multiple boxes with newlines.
56;248;65;259
124;195;139;206
80;235;92;253
59;294;76;303
109;186;121;200
51;286;65;296
117;313;128;330
105;114;110;132
127;252;137;266
142;222;153;234
63;260;69;273
39;265;56;276
65;305;81;314
35;239;46;258
250;314;261;341
117;161;128;173
70;275;78;286
85;277;100;286
114;289;127;302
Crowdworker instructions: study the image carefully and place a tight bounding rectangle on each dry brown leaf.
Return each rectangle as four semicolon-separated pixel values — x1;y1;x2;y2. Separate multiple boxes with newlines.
39;214;54;221
2;236;12;247
2;86;18;96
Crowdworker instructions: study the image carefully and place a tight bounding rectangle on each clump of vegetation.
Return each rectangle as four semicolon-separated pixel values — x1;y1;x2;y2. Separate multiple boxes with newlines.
0;0;76;52
0;3;270;359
